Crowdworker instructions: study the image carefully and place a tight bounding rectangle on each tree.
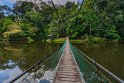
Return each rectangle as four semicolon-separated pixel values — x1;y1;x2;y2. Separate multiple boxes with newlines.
2;23;22;41
0;5;12;15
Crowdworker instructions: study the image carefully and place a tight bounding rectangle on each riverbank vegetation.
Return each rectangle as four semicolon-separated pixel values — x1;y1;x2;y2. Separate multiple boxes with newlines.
0;0;124;42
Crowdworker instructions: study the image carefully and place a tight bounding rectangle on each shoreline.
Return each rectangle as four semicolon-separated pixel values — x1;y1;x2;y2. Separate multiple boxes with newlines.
0;37;124;43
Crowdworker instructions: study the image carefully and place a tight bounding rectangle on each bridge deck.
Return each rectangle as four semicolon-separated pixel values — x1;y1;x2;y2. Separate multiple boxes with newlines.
54;37;82;83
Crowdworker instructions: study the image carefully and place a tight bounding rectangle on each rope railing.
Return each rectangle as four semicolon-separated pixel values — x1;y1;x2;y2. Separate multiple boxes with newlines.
70;43;124;83
9;42;66;83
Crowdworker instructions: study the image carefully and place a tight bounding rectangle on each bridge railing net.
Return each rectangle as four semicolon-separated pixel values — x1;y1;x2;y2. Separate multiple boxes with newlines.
70;43;110;83
12;42;66;83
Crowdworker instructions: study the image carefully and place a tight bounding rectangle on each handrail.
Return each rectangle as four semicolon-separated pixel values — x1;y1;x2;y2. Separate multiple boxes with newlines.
69;42;85;83
9;42;66;83
72;44;124;83
9;53;53;83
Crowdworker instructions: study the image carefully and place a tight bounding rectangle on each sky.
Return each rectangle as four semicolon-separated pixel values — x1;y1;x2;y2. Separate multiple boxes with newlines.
0;0;83;8
0;0;16;8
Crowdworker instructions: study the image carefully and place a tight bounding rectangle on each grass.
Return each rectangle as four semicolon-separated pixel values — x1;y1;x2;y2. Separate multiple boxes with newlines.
46;37;86;43
46;38;66;43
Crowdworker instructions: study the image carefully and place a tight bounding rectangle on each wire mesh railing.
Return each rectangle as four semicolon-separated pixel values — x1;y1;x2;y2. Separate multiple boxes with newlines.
70;43;124;83
10;42;66;83
10;40;123;83
70;43;110;83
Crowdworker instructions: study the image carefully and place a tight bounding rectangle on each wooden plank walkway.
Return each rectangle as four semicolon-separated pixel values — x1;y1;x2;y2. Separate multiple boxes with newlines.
53;37;82;83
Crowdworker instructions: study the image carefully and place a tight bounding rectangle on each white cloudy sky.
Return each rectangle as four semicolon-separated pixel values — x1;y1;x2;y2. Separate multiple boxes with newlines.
0;0;83;7
43;0;77;5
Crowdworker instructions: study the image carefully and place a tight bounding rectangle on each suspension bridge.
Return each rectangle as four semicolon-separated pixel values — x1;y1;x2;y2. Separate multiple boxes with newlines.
53;37;83;83
9;37;123;83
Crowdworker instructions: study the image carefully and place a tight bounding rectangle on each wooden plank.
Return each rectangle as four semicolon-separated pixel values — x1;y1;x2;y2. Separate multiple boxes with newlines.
53;37;83;83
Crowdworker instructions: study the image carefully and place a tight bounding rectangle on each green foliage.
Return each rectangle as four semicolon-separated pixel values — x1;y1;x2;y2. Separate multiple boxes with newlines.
0;0;124;42
105;29;120;40
0;18;14;39
1;18;13;30
20;22;37;38
2;23;22;41
89;37;105;43
25;11;43;24
0;13;4;19
13;1;35;16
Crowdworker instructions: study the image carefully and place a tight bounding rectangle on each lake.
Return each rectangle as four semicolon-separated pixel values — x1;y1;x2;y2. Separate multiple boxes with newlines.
73;42;124;81
0;41;123;82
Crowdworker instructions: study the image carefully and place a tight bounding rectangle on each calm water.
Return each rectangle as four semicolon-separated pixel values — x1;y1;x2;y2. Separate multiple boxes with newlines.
73;43;124;81
0;41;62;83
0;41;124;82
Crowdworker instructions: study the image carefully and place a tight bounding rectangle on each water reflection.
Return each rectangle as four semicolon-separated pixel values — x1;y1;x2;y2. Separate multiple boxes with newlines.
0;66;22;83
74;43;124;80
0;41;62;82
10;43;65;83
0;42;123;82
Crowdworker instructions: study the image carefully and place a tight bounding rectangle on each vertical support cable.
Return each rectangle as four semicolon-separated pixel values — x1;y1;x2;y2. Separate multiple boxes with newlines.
50;0;60;21
78;0;84;11
50;0;66;37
